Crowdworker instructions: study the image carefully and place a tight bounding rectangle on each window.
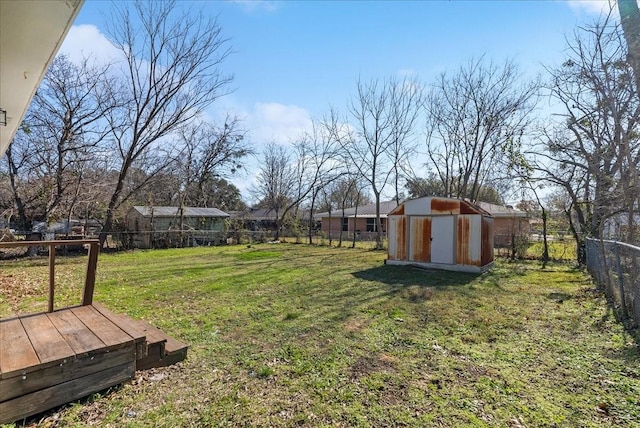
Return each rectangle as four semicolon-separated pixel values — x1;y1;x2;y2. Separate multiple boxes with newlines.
342;217;349;232
366;218;377;232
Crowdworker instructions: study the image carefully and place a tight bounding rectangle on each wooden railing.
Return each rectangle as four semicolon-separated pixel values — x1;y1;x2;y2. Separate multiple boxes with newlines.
0;239;99;313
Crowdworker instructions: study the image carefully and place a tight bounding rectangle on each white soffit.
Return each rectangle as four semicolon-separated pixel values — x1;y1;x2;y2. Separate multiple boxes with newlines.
0;0;84;158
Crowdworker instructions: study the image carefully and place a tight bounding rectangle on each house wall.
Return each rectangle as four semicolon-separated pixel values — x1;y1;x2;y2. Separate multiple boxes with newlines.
320;217;387;239
493;217;530;247
126;211;227;248
321;217;345;235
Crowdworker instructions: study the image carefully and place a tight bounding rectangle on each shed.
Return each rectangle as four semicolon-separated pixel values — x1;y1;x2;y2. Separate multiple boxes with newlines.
386;197;494;273
127;206;229;248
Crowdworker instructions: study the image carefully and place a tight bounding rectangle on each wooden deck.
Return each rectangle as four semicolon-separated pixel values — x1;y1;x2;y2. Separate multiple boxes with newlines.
0;304;188;424
0;240;188;424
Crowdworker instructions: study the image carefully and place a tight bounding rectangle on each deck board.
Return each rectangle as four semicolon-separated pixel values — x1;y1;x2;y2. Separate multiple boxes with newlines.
71;305;135;349
0;318;40;378
92;303;152;358
92;303;148;343
47;310;105;356
20;314;74;366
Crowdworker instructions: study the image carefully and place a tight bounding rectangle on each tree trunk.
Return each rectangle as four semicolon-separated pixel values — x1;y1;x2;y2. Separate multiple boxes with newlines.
351;193;361;249
308;187;319;245
566;206;586;265
541;206;549;268
374;191;383;250
619;0;640;95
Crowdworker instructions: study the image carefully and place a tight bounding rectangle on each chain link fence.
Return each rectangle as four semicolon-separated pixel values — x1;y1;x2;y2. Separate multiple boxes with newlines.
585;237;640;328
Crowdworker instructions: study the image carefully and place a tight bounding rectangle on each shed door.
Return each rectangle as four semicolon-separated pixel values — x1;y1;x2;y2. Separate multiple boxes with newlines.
431;216;455;264
409;216;431;262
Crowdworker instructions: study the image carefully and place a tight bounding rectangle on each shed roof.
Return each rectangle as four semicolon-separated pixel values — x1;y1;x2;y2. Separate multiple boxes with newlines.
388;197;491;217
132;206;229;218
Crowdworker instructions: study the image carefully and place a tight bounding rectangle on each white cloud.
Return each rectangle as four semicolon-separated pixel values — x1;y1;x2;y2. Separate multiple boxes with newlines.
229;0;281;13
397;68;417;78
566;0;617;16
58;24;121;66
247;102;313;145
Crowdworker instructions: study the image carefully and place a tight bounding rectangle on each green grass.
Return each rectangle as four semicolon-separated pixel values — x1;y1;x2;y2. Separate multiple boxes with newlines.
1;244;638;427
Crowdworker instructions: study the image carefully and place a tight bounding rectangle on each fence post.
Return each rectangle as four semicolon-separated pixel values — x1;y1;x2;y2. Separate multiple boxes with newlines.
82;241;99;306
48;243;55;313
614;243;628;320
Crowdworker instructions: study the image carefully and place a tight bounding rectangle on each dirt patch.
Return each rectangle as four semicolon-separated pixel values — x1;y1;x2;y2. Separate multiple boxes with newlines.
344;318;368;333
350;353;398;379
405;286;435;303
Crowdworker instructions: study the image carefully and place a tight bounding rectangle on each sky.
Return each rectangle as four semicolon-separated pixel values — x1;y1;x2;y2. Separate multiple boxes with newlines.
59;0;615;203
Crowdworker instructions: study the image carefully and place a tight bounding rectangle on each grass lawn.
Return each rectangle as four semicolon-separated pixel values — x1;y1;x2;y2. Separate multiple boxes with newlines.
1;243;639;427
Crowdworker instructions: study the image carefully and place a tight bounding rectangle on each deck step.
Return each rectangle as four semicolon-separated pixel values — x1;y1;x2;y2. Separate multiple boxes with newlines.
92;303;188;370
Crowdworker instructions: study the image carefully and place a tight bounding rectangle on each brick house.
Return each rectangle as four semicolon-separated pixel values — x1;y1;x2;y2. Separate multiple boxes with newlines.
476;202;530;247
314;200;400;240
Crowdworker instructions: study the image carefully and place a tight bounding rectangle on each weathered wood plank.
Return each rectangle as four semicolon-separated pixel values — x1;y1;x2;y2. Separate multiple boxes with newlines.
91;303;149;358
91;303;147;343
0;318;40;379
133;319;169;347
134;319;187;355
20;313;74;366
47;310;105;356
0;343;135;402
130;320;188;369
137;345;188;370
0;360;135;425
0;239;98;248
70;305;134;349
82;242;99;306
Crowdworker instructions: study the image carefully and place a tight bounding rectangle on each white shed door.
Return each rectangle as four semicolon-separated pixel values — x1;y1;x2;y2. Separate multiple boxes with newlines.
431;216;455;264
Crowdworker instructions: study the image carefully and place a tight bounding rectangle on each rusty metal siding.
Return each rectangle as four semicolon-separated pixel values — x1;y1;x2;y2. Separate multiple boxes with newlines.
481;216;494;265
387;196;494;270
459;200;482;215
457;215;471;265
457;215;482;266
387;216;407;261
409;216;431;262
389;204;404;216
430;198;460;215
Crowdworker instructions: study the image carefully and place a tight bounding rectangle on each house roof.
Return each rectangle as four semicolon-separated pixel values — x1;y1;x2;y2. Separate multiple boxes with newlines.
132;206;229;218
314;200;400;219
476;202;528;218
228;207;279;221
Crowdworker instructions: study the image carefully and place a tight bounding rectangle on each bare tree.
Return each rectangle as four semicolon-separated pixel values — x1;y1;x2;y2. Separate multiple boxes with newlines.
174;116;250;208
253;143;296;240
3;55;116;228
424;56;538;202
330;174;370;247
339;76;421;249
254;121;342;241
99;0;233;246
528;12;640;259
